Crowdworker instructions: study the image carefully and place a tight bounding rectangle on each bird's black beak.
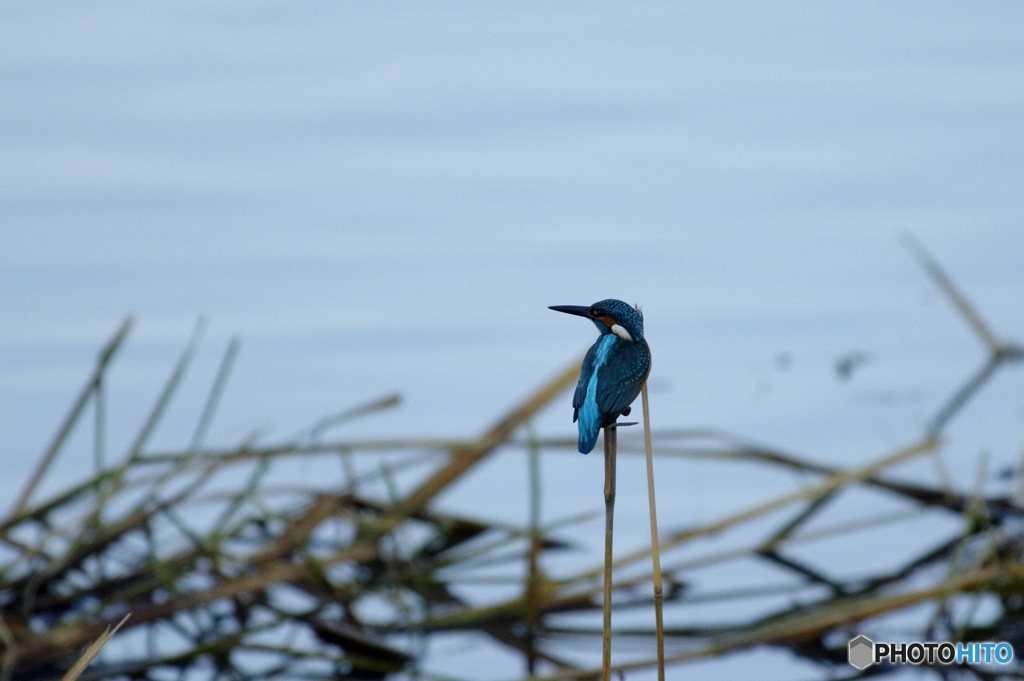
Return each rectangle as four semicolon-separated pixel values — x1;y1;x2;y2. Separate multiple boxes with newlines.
549;305;595;319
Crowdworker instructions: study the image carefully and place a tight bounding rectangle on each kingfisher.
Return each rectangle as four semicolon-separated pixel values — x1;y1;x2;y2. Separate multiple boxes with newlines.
549;299;651;454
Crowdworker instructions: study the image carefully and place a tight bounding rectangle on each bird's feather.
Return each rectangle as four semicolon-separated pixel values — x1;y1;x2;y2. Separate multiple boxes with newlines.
571;335;649;453
595;339;651;424
572;341;600;419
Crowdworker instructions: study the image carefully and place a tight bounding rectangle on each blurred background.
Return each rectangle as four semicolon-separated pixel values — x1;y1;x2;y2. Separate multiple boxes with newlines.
2;2;1023;679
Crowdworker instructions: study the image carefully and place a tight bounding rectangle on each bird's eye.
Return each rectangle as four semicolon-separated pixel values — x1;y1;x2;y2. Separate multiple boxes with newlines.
590;308;603;316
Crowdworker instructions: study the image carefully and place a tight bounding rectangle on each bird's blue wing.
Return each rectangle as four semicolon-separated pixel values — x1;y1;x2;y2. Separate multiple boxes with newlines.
572;341;600;423
595;339;651;422
573;341;606;453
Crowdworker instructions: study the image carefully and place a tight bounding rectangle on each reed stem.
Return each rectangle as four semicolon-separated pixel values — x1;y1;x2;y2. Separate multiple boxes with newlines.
641;384;665;681
525;422;542;676
602;425;617;681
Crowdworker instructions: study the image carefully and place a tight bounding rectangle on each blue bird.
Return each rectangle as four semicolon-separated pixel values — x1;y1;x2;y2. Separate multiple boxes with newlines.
549;299;651;454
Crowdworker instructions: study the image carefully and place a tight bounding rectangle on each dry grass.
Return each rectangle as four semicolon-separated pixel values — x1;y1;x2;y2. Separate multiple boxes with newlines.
1;239;1022;681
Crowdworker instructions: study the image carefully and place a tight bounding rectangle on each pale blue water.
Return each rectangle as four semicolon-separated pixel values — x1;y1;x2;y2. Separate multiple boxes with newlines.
2;3;1024;679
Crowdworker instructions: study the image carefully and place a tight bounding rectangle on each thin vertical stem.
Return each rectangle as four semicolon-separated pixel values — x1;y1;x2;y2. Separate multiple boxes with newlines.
94;375;106;475
901;234;1002;353
602;425;617;681
93;374;108;580
525;422;543;676
11;316;132;516
126;318;206;462
189;336;240;452
641;384;665;681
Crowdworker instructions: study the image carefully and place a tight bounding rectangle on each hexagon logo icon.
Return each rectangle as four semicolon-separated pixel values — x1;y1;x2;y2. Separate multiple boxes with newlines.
848;635;874;670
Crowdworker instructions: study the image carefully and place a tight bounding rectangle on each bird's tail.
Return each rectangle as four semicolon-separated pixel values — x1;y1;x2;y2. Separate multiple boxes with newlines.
577;423;600;454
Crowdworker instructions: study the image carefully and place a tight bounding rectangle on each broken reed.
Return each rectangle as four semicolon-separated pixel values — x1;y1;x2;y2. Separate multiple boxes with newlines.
2;238;1023;681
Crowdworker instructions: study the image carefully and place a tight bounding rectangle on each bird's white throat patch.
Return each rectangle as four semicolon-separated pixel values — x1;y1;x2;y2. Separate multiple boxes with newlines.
610;324;633;341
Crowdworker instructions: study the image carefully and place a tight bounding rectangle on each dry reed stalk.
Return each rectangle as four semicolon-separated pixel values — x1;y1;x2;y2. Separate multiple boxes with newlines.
901;234;1002;353
601;424;617;681
7;240;1022;681
59;614;129;681
476;503;931;632
11;316;132;515
901;235;1023;435
570;436;938;585
188;336;241;451
125;318;206;463
452;436;950;639
403;356;583;514
289;392;401;444
641;384;664;681
527;557;1024;681
524;423;543;676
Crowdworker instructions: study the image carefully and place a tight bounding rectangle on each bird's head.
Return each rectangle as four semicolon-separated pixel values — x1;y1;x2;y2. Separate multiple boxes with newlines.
549;298;644;341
